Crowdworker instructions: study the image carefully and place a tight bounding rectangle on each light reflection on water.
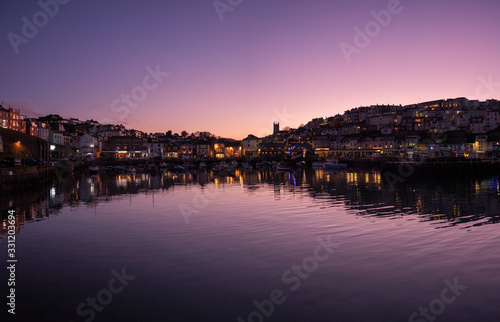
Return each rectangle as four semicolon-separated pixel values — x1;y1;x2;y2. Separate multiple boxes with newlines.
1;169;500;321
2;169;500;233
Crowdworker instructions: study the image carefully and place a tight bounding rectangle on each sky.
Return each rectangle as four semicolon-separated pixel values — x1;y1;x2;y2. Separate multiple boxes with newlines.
1;0;500;139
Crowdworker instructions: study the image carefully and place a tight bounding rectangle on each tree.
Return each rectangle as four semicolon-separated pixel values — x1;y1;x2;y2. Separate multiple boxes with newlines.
181;130;188;138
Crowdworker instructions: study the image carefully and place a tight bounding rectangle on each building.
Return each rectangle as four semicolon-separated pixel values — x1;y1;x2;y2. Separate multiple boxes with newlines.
241;135;261;157
49;131;64;145
108;136;147;159
37;122;50;142
259;141;285;156
213;141;225;159
0;106;23;132
147;138;166;159
26;121;39;137
79;134;99;160
195;142;211;158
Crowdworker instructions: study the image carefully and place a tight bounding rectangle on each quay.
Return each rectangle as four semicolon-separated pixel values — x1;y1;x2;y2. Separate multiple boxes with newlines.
0;165;54;192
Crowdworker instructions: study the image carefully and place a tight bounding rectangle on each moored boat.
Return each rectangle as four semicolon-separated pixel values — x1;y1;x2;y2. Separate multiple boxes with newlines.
312;162;324;168
89;164;99;173
323;159;347;169
276;161;291;171
148;164;159;173
296;161;307;168
242;162;253;171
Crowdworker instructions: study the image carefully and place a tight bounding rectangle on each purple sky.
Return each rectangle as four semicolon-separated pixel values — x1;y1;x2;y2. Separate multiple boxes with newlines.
1;0;500;139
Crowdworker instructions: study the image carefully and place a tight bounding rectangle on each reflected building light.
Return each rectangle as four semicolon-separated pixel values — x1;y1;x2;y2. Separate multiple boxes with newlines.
50;187;56;199
415;195;423;213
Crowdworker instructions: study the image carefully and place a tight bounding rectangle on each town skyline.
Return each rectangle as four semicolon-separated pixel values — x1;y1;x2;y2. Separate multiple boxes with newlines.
3;95;499;140
4;95;500;140
1;1;500;139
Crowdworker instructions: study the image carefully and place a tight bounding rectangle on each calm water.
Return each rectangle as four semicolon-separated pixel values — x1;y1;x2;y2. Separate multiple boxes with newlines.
1;169;500;322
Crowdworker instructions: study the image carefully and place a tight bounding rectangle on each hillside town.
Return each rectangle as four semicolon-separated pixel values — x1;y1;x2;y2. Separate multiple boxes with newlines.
1;97;500;164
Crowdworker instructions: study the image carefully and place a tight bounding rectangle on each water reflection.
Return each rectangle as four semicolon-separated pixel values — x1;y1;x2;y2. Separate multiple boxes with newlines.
2;169;500;235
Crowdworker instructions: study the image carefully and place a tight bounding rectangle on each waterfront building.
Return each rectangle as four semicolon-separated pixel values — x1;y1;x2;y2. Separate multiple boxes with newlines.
147;138;166;159
241;134;261;157
79;134;99;160
195;142;211;158
108;136;147;159
0;106;23;132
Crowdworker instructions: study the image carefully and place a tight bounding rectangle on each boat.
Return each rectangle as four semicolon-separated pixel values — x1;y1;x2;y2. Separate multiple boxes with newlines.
147;164;159;173
159;162;169;169
323;159;347;169
213;161;228;171
113;165;126;173
242;162;253;171
89;164;99;173
173;164;186;172
296;161;307;168
212;163;225;171
199;162;207;169
312;162;324;168
229;160;238;170
126;166;136;174
276;161;291;171
262;161;272;168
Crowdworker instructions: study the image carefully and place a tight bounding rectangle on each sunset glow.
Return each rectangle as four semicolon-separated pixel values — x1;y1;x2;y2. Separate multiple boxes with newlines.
1;0;499;138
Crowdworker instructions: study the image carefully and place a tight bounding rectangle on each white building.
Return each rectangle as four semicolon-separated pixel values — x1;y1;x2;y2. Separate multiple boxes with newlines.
147;140;165;159
79;134;99;160
50;131;64;145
